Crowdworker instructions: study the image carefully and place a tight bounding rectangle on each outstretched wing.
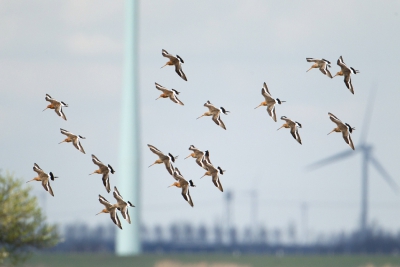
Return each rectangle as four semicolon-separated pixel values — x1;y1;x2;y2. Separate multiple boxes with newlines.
147;144;165;157
175;64;187;81
73;139;86;154
212;114;226;130
55;105;67;121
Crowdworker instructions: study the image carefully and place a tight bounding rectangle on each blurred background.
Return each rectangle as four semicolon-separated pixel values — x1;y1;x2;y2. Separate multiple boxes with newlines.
1;0;400;266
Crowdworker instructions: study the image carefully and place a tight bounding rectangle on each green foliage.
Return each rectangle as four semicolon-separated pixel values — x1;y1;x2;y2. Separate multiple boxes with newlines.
0;172;59;266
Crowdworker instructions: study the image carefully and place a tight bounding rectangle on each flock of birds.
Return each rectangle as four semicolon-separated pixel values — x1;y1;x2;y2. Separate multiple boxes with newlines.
26;95;134;229
26;49;360;230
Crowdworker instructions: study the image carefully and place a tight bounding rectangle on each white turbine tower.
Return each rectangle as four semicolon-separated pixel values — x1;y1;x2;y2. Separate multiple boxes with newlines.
308;87;399;238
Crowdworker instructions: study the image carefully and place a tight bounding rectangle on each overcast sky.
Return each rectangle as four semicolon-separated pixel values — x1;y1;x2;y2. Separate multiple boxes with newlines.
1;1;400;242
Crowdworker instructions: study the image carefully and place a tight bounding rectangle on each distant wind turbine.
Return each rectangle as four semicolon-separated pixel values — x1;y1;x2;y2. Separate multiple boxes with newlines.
307;86;399;238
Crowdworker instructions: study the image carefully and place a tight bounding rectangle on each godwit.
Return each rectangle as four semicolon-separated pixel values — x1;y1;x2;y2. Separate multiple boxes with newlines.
333;56;360;94
59;128;86;154
306;58;333;78
185;145;205;168
201;160;225;192
147;144;178;175
169;167;196;207
254;82;286;122
328;112;356;150
26;163;57;197
277;116;302;145
197;101;230;130
90;154;115;193
43;94;68;120
96;195;122;230
113;186;135;224
161;49;187;81
154;82;184;105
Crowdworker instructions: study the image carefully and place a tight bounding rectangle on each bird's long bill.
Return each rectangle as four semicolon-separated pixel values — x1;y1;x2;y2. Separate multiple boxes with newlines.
306;67;313;72
42;107;49;112
200;174;207;179
332;73;338;78
277;125;284;131
184;154;192;159
254;103;263;109
168;184;175;188
58;140;66;144
327;129;335;135
95;211;103;216
160;63;167;69
89;172;96;175
148;163;156;168
26;179;34;183
155;96;162;100
196;115;204;120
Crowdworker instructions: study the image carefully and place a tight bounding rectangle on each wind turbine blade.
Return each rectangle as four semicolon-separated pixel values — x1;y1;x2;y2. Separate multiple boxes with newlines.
359;84;378;145
307;150;356;171
370;156;399;194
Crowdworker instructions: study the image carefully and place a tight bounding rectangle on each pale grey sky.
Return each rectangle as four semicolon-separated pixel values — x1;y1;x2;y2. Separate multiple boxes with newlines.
1;1;400;240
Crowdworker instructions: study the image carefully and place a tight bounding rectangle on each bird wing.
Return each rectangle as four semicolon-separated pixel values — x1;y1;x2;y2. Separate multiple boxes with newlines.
110;208;122;229
122;206;131;224
147;144;165;158
98;195;112;208
175;63;187;81
170;93;184;105
155;82;170;93
212;172;224;192
42;179;54;196
212;114;226;130
92;154;106;168
337;56;350;72
267;105;277;122
262;82;273;99
319;62;333;78
306;58;320;63
162;49;175;60
341;130;355;150
163;159;174;175
195;155;204;167
73;139;86;154
181;185;194;207
33;163;44;175
328;113;345;128
55;105;67;120
204;102;220;112
60;128;73;137
290;128;302;145
344;74;354;94
102;173;111;193
172;168;184;181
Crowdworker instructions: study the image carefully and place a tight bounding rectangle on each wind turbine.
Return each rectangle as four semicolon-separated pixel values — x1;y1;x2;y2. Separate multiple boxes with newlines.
307;86;399;238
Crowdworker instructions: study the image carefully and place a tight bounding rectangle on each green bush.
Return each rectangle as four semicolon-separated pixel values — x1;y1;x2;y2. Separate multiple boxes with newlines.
0;172;59;266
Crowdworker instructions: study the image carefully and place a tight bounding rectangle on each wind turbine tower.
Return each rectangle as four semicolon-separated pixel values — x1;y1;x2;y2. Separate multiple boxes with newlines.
308;87;398;238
